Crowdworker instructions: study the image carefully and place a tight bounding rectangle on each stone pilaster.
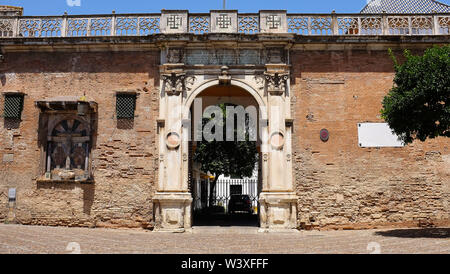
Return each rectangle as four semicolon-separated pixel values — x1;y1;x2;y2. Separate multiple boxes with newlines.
260;63;298;232
154;62;192;232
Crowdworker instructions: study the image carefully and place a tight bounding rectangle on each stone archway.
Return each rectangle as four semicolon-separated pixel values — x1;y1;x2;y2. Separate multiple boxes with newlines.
154;64;298;232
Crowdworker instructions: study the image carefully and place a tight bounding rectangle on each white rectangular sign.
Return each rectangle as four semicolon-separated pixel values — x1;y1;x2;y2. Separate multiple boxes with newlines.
358;123;405;148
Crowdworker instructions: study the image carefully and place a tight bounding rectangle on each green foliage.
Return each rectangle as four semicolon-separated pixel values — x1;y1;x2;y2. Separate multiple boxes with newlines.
381;45;450;144
193;103;258;179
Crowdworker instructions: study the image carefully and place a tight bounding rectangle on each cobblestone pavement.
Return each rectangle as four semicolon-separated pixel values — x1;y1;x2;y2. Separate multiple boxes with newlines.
0;224;448;254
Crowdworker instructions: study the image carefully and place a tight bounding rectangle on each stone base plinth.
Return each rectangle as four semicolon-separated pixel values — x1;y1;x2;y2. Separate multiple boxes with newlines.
153;192;192;232
259;192;298;232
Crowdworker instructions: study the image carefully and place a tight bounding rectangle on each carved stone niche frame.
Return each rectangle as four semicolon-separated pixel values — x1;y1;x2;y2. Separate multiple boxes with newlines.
166;48;185;64
35;97;97;183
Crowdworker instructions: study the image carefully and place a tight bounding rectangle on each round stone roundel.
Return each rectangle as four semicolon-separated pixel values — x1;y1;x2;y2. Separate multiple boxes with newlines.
270;131;285;150
166;132;181;149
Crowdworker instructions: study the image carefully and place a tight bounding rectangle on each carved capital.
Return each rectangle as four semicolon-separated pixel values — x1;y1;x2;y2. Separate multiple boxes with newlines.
162;73;186;96
265;73;289;95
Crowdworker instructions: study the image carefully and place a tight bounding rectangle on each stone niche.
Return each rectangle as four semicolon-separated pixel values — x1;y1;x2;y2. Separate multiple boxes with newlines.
35;96;97;183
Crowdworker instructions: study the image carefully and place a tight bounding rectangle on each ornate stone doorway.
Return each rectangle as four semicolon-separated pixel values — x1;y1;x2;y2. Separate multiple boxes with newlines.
188;85;262;227
153;50;298;232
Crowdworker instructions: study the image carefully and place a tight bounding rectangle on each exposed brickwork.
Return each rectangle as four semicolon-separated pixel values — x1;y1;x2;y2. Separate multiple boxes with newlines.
0;51;160;228
0;46;448;231
290;49;449;230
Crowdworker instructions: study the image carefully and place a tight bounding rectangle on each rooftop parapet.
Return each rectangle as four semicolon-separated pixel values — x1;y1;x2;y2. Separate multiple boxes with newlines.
0;5;23;16
0;10;449;38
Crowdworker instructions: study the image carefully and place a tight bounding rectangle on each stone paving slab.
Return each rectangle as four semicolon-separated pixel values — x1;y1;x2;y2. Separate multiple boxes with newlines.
0;224;448;254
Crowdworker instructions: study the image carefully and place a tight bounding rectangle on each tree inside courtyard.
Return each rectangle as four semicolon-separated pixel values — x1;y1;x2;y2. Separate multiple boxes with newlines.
193;103;258;209
381;46;450;144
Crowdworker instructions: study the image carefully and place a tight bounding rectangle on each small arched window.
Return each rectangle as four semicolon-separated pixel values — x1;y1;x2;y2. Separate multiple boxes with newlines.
46;118;91;180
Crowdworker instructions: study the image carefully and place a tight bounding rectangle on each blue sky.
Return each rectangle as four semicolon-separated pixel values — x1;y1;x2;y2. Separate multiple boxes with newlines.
5;0;449;15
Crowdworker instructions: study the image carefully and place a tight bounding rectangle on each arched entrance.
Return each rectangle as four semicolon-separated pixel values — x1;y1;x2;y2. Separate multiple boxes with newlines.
154;67;298;232
189;84;262;227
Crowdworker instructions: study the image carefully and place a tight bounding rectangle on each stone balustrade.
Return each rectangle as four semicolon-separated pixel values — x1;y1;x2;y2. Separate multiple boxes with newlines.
0;10;449;38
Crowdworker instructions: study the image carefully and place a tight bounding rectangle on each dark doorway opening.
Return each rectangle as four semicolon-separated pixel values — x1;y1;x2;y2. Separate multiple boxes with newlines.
188;85;262;227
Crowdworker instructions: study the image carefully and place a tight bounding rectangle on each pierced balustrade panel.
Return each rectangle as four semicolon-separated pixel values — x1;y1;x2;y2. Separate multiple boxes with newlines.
19;18;62;37
388;16;410;35
189;15;209;34
338;17;359;35
411;16;433;35
138;16;160;35
238;15;259;34
89;18;111;36
438;16;450;34
115;16;160;35
67;18;88;36
287;16;309;34
116;17;138;35
310;16;332;35
0;19;14;37
360;17;382;35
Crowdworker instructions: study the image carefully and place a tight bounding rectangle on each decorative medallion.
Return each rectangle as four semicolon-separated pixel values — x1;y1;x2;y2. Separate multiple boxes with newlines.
320;129;329;142
166;132;181;150
270;131;285;150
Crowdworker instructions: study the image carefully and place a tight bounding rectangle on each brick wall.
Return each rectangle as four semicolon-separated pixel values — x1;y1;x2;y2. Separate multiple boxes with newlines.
0;51;160;228
290;49;449;230
0;47;448;230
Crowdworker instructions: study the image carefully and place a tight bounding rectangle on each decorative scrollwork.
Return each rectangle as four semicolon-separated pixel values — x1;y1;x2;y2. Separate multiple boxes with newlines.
265;73;289;95
238;15;259;34
162;73;187;96
185;76;196;91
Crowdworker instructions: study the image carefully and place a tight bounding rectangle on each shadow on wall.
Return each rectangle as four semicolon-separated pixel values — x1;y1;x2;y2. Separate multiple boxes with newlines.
36;181;95;215
374;228;450;239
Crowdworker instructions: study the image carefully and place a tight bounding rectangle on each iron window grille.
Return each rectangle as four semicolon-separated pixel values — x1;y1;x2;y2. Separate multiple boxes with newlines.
116;93;136;119
3;93;24;119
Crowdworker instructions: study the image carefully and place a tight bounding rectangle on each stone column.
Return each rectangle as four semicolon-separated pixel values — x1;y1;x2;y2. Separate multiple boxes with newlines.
259;62;298;232
154;62;192;232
